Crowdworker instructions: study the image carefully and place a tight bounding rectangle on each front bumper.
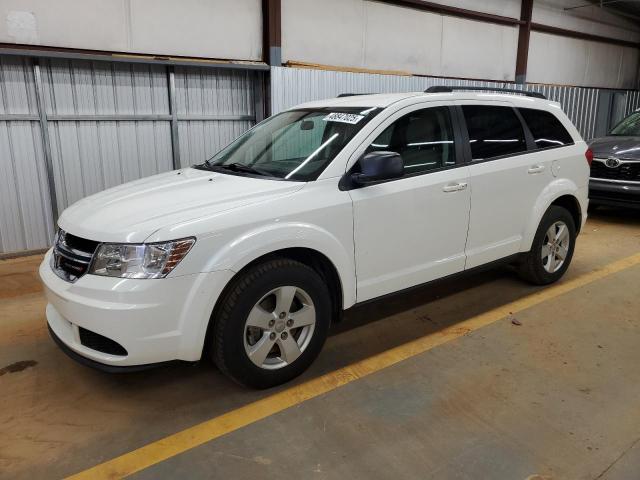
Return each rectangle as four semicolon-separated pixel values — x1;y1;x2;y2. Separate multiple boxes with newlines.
40;250;234;367
589;178;640;209
47;323;179;372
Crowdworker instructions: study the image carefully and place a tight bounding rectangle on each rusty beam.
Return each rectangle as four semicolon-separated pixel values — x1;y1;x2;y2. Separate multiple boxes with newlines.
531;22;640;49
262;0;282;66
373;0;523;27
375;1;639;50
515;0;534;84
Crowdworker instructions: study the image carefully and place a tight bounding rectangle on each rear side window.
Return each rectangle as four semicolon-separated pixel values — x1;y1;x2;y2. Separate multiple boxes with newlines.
461;105;527;160
519;108;573;149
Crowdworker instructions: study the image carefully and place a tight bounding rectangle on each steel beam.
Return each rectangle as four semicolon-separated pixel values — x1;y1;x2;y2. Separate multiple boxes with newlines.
48;114;172;121
167;66;181;170
262;0;282;66
0;45;269;71
32;60;59;223
0;114;39;121
253;72;267;122
374;0;523;27
41;114;254;122
371;1;639;50
177;114;256;122
531;23;640;49
515;0;534;84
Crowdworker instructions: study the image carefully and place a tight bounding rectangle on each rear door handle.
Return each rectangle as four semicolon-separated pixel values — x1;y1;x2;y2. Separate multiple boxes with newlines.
442;182;468;193
528;165;545;174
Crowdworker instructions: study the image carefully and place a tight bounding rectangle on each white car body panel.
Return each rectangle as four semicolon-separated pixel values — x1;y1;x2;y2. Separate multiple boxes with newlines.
460;99;556;268
41;252;234;364
58;168;305;243
40;91;590;368
158;177;358;308
345;100;471;301
350;165;471;301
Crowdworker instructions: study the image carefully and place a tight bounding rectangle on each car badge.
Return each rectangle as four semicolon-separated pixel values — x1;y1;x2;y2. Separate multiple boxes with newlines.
605;156;621;168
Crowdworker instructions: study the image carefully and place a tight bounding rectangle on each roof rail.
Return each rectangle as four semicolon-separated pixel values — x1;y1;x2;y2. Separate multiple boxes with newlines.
336;93;375;98
424;85;546;100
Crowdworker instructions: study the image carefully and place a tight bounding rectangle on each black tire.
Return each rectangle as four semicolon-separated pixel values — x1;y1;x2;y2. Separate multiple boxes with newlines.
518;205;576;285
211;258;332;389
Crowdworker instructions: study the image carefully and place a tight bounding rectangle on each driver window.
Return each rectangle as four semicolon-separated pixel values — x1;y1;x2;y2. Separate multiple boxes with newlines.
366;106;456;174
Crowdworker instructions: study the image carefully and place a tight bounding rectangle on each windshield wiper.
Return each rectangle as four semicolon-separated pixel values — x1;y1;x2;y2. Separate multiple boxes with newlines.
216;162;273;177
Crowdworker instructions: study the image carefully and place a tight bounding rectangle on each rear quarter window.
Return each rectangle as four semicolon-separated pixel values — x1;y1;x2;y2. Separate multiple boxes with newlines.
518;108;573;149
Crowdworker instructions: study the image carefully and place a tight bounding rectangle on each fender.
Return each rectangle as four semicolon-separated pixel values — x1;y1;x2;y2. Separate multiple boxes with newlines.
202;221;356;309
177;221;356;361
521;178;580;252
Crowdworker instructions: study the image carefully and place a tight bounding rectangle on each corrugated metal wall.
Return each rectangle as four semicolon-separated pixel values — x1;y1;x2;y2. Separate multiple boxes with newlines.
0;56;55;253
271;66;640;140
175;67;256;167
0;55;260;254
625;90;640;115
41;59;174;213
1;58;637;255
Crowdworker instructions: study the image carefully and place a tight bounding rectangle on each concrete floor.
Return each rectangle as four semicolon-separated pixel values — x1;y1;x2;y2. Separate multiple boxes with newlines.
1;208;639;480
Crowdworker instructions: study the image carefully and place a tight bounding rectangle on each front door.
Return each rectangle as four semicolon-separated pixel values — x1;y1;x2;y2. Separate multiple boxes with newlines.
349;104;471;302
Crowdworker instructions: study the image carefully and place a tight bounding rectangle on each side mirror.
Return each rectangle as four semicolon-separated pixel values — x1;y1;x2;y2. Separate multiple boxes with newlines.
352;151;404;185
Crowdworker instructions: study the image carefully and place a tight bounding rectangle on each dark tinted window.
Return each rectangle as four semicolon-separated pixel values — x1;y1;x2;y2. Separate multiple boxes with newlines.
462;105;527;160
519;108;573;149
365;106;456;174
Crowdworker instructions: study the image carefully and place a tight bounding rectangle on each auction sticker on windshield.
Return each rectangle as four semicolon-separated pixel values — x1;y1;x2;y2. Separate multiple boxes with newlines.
323;112;364;124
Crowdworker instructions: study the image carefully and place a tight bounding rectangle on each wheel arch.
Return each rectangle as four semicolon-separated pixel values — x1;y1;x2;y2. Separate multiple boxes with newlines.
235;247;344;320
201;247;345;360
522;180;584;251
549;194;582;234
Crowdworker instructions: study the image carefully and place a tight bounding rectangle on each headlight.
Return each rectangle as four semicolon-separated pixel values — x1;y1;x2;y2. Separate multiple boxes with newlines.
89;238;195;279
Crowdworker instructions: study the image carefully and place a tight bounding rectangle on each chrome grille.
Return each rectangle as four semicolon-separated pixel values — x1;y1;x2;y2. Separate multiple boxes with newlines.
591;158;640;183
51;230;99;282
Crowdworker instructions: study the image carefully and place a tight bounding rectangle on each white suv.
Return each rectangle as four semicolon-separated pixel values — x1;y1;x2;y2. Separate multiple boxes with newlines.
40;87;589;388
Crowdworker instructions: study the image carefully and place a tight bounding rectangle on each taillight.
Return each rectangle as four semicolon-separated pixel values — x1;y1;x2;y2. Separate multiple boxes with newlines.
585;148;594;167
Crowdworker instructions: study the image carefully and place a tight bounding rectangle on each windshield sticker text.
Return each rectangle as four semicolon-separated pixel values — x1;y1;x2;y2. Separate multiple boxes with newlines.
323;112;364;124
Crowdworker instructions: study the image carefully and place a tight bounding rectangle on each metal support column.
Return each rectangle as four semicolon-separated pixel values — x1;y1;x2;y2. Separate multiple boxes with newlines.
167;66;181;169
32;59;59;223
254;72;266;122
262;0;282;66
515;0;534;85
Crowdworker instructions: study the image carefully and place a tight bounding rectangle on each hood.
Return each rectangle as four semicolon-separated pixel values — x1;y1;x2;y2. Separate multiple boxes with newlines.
588;136;640;160
58;168;304;243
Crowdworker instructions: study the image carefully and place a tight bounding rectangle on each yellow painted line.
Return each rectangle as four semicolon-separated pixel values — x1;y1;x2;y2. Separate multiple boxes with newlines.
67;252;640;480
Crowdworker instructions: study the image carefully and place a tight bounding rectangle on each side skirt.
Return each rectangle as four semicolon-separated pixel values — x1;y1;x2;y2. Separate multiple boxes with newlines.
348;253;525;310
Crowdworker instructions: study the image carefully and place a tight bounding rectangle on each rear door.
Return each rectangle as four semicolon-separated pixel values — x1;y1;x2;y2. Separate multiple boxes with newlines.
457;102;552;268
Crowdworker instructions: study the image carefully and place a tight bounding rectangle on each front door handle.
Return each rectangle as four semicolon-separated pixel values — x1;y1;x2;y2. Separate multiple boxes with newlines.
442;182;468;193
528;165;545;174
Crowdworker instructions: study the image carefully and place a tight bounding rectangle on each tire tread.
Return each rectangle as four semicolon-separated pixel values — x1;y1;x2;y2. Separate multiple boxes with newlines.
211;258;323;387
518;205;576;285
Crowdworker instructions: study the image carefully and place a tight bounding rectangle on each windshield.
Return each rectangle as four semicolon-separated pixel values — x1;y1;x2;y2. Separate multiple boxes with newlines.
196;107;380;181
610;111;640;136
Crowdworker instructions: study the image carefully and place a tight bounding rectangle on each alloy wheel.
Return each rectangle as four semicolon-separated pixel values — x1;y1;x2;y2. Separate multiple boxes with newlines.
243;286;316;370
541;221;570;273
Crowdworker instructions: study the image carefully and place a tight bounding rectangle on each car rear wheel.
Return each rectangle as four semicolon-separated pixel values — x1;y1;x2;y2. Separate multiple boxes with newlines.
518;205;576;285
211;258;331;389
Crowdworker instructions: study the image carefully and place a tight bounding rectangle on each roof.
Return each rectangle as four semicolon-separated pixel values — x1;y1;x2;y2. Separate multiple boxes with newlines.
293;91;560;110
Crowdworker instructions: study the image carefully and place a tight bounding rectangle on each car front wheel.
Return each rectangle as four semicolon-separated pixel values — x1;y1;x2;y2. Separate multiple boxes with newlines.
211;258;332;389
